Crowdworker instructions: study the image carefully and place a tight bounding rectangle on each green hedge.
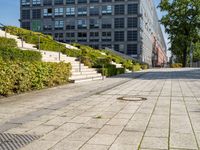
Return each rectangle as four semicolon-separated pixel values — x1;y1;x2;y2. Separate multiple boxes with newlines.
98;64;125;77
0;47;42;61
171;63;182;68
0;37;17;48
0;60;71;96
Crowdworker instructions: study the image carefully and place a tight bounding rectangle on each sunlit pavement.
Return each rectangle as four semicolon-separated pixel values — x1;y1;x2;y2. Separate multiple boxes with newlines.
0;68;200;150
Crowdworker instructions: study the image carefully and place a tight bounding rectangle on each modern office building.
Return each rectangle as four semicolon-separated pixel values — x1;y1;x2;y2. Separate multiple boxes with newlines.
20;0;167;66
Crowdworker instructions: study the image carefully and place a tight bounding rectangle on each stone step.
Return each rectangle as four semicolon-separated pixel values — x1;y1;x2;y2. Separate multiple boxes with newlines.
70;73;102;80
72;71;98;75
72;68;97;72
70;76;104;83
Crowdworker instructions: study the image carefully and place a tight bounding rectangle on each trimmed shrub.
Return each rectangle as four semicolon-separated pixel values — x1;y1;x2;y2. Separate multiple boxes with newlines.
81;56;93;68
0;60;71;96
0;47;42;61
98;64;125;77
0;37;17;48
132;63;141;71
141;63;149;70
171;63;182;68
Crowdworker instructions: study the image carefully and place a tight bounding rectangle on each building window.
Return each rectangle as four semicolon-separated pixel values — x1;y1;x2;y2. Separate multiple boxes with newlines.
102;18;112;28
127;17;137;28
22;0;30;6
54;0;63;5
128;4;138;14
66;0;75;4
115;0;124;1
78;0;87;4
43;22;52;31
115;5;124;15
55;8;64;16
43;8;52;17
102;32;112;42
90;19;99;29
114;44;124;53
77;7;87;16
78;32;87;41
127;44;137;55
77;19;87;29
90;0;99;3
115;31;124;41
21;22;30;30
55;20;64;29
32;9;41;19
22;10;30;19
32;0;41;6
102;0;112;2
66;32;75;43
43;0;52;5
54;33;63;41
90;6;99;16
102;5;112;15
32;20;42;31
66;20;75;29
127;31;137;41
90;32;99;42
66;7;75;16
114;18;124;28
102;44;111;49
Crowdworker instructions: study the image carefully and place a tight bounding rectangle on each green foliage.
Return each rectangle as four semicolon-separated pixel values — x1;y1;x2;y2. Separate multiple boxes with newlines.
5;26;67;52
81;56;93;68
193;43;200;62
171;63;183;68
141;63;149;70
159;0;200;67
0;47;42;61
99;64;125;77
132;63;141;71
0;37;17;48
0;60;71;96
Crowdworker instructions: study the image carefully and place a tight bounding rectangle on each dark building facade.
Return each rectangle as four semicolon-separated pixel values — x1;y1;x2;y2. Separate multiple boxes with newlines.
20;0;167;66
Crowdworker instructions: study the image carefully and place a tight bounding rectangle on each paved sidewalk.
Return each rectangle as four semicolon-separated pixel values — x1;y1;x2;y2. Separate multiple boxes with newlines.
0;68;200;150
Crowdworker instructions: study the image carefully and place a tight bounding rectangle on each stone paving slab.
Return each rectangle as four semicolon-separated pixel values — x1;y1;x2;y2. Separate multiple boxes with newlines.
0;68;200;150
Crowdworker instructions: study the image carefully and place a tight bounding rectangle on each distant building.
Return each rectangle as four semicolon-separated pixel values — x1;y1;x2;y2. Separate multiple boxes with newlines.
20;0;167;66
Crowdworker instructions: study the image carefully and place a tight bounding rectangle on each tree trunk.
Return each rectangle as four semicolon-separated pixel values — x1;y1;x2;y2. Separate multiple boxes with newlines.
182;48;187;67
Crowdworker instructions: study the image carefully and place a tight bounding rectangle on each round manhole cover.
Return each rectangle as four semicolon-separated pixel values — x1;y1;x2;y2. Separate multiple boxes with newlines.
117;96;147;101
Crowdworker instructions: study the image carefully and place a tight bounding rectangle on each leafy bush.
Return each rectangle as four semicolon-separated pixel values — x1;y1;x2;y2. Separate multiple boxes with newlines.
132;63;141;71
171;63;182;68
141;63;149;70
98;64;125;77
81;56;93;68
0;37;17;48
0;59;71;96
0;47;42;61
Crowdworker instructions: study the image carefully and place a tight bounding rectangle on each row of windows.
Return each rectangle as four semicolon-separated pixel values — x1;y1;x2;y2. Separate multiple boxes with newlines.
21;4;138;19
22;0;138;6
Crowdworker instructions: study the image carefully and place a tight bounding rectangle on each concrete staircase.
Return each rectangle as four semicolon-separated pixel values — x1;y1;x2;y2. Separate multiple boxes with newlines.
0;29;103;83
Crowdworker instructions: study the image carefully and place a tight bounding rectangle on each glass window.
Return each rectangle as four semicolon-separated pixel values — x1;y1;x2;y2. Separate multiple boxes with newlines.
102;18;112;28
102;32;112;42
55;8;64;16
90;19;99;29
22;10;30;19
43;0;52;5
55;20;64;29
90;0;99;3
114;18;124;28
66;0;75;4
22;0;30;6
78;7;87;16
127;44;137;55
115;31;124;41
78;0;87;4
43;21;52;31
54;0;63;5
127;31;137;41
32;9;41;19
102;5;112;15
127;17;137;28
32;20;42;31
78;32;87;37
102;44;111;49
102;0;112;2
115;5;124;15
66;7;75;16
128;4;138;14
66;33;75;43
43;8;52;17
32;0;41;5
77;19;87;29
90;6;99;16
21;22;30;30
66;20;75;29
114;44;124;53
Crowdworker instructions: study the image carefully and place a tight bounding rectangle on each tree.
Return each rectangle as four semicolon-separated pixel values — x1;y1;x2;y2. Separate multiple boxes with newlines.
159;0;200;67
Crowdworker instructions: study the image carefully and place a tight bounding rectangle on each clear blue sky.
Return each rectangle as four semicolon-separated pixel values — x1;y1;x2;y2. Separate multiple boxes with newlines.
0;0;169;50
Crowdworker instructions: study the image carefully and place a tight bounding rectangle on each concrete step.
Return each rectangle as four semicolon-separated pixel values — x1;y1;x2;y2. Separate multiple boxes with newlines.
72;68;97;72
72;71;98;75
70;73;102;80
70;76;104;83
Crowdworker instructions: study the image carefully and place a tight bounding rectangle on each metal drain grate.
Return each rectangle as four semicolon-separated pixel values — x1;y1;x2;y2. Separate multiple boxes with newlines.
118;96;147;102
0;133;41;150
